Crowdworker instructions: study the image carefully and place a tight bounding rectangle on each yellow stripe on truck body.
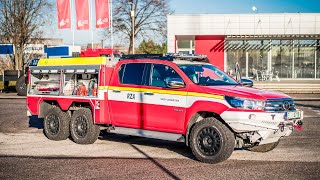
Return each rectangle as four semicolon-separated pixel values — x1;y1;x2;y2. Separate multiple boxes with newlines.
37;57;107;66
106;86;229;108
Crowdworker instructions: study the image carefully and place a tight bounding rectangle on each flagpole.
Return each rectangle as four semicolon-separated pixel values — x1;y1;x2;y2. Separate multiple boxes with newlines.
110;0;113;57
71;0;75;47
90;0;94;49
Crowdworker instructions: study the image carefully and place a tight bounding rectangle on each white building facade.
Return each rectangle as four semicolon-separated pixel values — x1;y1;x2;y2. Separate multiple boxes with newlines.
167;13;320;79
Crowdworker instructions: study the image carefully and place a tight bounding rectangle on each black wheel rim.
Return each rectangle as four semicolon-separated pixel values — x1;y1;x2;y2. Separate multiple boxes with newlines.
20;83;26;90
74;116;88;138
46;114;60;135
196;127;222;156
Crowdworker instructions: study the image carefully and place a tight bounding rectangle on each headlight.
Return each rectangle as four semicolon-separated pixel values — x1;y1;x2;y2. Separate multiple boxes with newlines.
225;96;265;110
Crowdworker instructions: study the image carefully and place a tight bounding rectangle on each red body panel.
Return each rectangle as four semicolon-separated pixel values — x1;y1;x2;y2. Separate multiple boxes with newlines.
142;103;185;133
57;98;74;110
27;96;98;121
98;92;109;124
108;62;141;127
204;85;290;100
184;101;229;134
27;97;40;115
109;100;142;128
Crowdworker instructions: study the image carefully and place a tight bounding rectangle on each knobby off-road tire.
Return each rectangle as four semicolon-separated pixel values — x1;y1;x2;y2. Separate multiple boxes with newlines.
15;76;27;96
44;107;71;141
189;118;235;164
249;140;280;152
70;108;100;144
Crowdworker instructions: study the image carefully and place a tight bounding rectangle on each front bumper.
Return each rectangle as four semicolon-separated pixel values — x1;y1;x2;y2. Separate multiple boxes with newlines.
220;110;303;132
220;110;303;145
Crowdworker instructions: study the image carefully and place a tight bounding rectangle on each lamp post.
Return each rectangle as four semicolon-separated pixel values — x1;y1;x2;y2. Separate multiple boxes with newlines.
129;0;135;54
252;6;258;13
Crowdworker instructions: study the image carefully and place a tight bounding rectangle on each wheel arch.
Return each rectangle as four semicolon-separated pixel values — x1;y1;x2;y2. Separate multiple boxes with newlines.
39;99;93;118
39;100;58;118
185;111;234;146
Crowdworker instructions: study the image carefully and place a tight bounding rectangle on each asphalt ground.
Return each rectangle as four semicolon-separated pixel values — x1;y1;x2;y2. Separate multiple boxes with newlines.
0;99;320;180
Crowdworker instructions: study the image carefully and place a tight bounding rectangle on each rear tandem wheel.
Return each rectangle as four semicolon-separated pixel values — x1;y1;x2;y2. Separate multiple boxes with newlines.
70;108;100;144
43;107;71;141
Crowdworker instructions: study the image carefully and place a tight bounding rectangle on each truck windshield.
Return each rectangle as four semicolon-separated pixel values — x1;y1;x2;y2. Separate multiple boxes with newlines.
178;64;239;86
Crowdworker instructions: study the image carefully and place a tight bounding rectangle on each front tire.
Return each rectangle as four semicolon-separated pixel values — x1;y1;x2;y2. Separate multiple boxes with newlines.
249;141;280;152
70;108;100;144
43;107;71;141
189;118;235;164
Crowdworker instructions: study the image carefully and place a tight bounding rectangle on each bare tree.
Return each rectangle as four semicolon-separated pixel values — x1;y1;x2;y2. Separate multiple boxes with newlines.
0;0;53;70
106;0;171;54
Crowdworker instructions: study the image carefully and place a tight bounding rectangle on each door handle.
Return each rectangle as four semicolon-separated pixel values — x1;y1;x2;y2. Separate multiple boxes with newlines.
112;89;121;93
144;92;154;95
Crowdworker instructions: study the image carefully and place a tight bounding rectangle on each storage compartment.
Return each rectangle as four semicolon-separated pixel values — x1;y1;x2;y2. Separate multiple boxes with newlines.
63;73;98;97
29;73;60;95
29;68;99;97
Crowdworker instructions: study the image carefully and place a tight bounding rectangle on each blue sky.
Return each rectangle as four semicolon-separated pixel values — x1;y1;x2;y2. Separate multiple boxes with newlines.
52;0;320;46
170;0;320;14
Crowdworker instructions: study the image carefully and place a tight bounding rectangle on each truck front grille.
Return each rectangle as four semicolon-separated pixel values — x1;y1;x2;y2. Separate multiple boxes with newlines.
264;98;295;112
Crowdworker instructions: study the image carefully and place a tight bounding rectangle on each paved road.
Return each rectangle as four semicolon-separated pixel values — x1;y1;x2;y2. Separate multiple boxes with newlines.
0;99;320;180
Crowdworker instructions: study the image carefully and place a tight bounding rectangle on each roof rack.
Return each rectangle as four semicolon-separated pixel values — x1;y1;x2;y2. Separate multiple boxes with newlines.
167;53;209;62
120;53;209;62
120;54;173;61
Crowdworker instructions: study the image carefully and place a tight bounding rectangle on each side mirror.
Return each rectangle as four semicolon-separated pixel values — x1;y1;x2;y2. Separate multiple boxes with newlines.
241;78;253;87
166;77;185;88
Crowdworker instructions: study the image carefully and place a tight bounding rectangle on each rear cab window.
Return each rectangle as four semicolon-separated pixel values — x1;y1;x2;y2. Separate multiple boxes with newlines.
118;63;149;86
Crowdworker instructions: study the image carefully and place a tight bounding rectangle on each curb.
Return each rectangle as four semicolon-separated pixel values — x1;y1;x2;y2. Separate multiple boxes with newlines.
293;98;320;101
0;96;26;99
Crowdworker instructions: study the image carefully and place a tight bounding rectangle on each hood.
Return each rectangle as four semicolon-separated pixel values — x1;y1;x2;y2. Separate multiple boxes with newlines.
203;85;290;100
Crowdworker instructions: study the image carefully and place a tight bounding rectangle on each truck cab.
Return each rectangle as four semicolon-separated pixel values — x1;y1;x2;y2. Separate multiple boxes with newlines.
26;54;303;164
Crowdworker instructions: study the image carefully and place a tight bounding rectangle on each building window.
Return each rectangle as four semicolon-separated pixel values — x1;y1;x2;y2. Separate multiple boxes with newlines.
294;40;316;78
271;40;293;78
226;49;246;77
226;40;246;77
177;40;191;49
176;39;195;54
247;40;269;78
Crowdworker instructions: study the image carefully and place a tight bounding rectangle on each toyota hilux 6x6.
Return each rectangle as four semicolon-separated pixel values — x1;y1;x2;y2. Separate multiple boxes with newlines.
26;54;303;164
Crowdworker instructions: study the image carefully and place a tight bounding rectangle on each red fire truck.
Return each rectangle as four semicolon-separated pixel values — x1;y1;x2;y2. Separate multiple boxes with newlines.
26;54;303;163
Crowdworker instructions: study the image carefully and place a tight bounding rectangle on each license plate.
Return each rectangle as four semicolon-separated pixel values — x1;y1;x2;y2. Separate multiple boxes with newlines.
285;111;301;120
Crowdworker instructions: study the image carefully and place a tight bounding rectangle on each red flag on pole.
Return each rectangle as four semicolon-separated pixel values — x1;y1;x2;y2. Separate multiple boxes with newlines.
75;0;90;30
95;0;110;28
56;0;71;29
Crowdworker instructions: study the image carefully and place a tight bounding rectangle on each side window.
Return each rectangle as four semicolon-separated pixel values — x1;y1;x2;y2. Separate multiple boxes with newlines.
149;64;182;88
119;63;146;85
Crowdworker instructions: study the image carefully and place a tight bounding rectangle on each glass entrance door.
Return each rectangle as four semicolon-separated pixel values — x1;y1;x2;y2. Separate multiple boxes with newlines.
226;40;270;79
